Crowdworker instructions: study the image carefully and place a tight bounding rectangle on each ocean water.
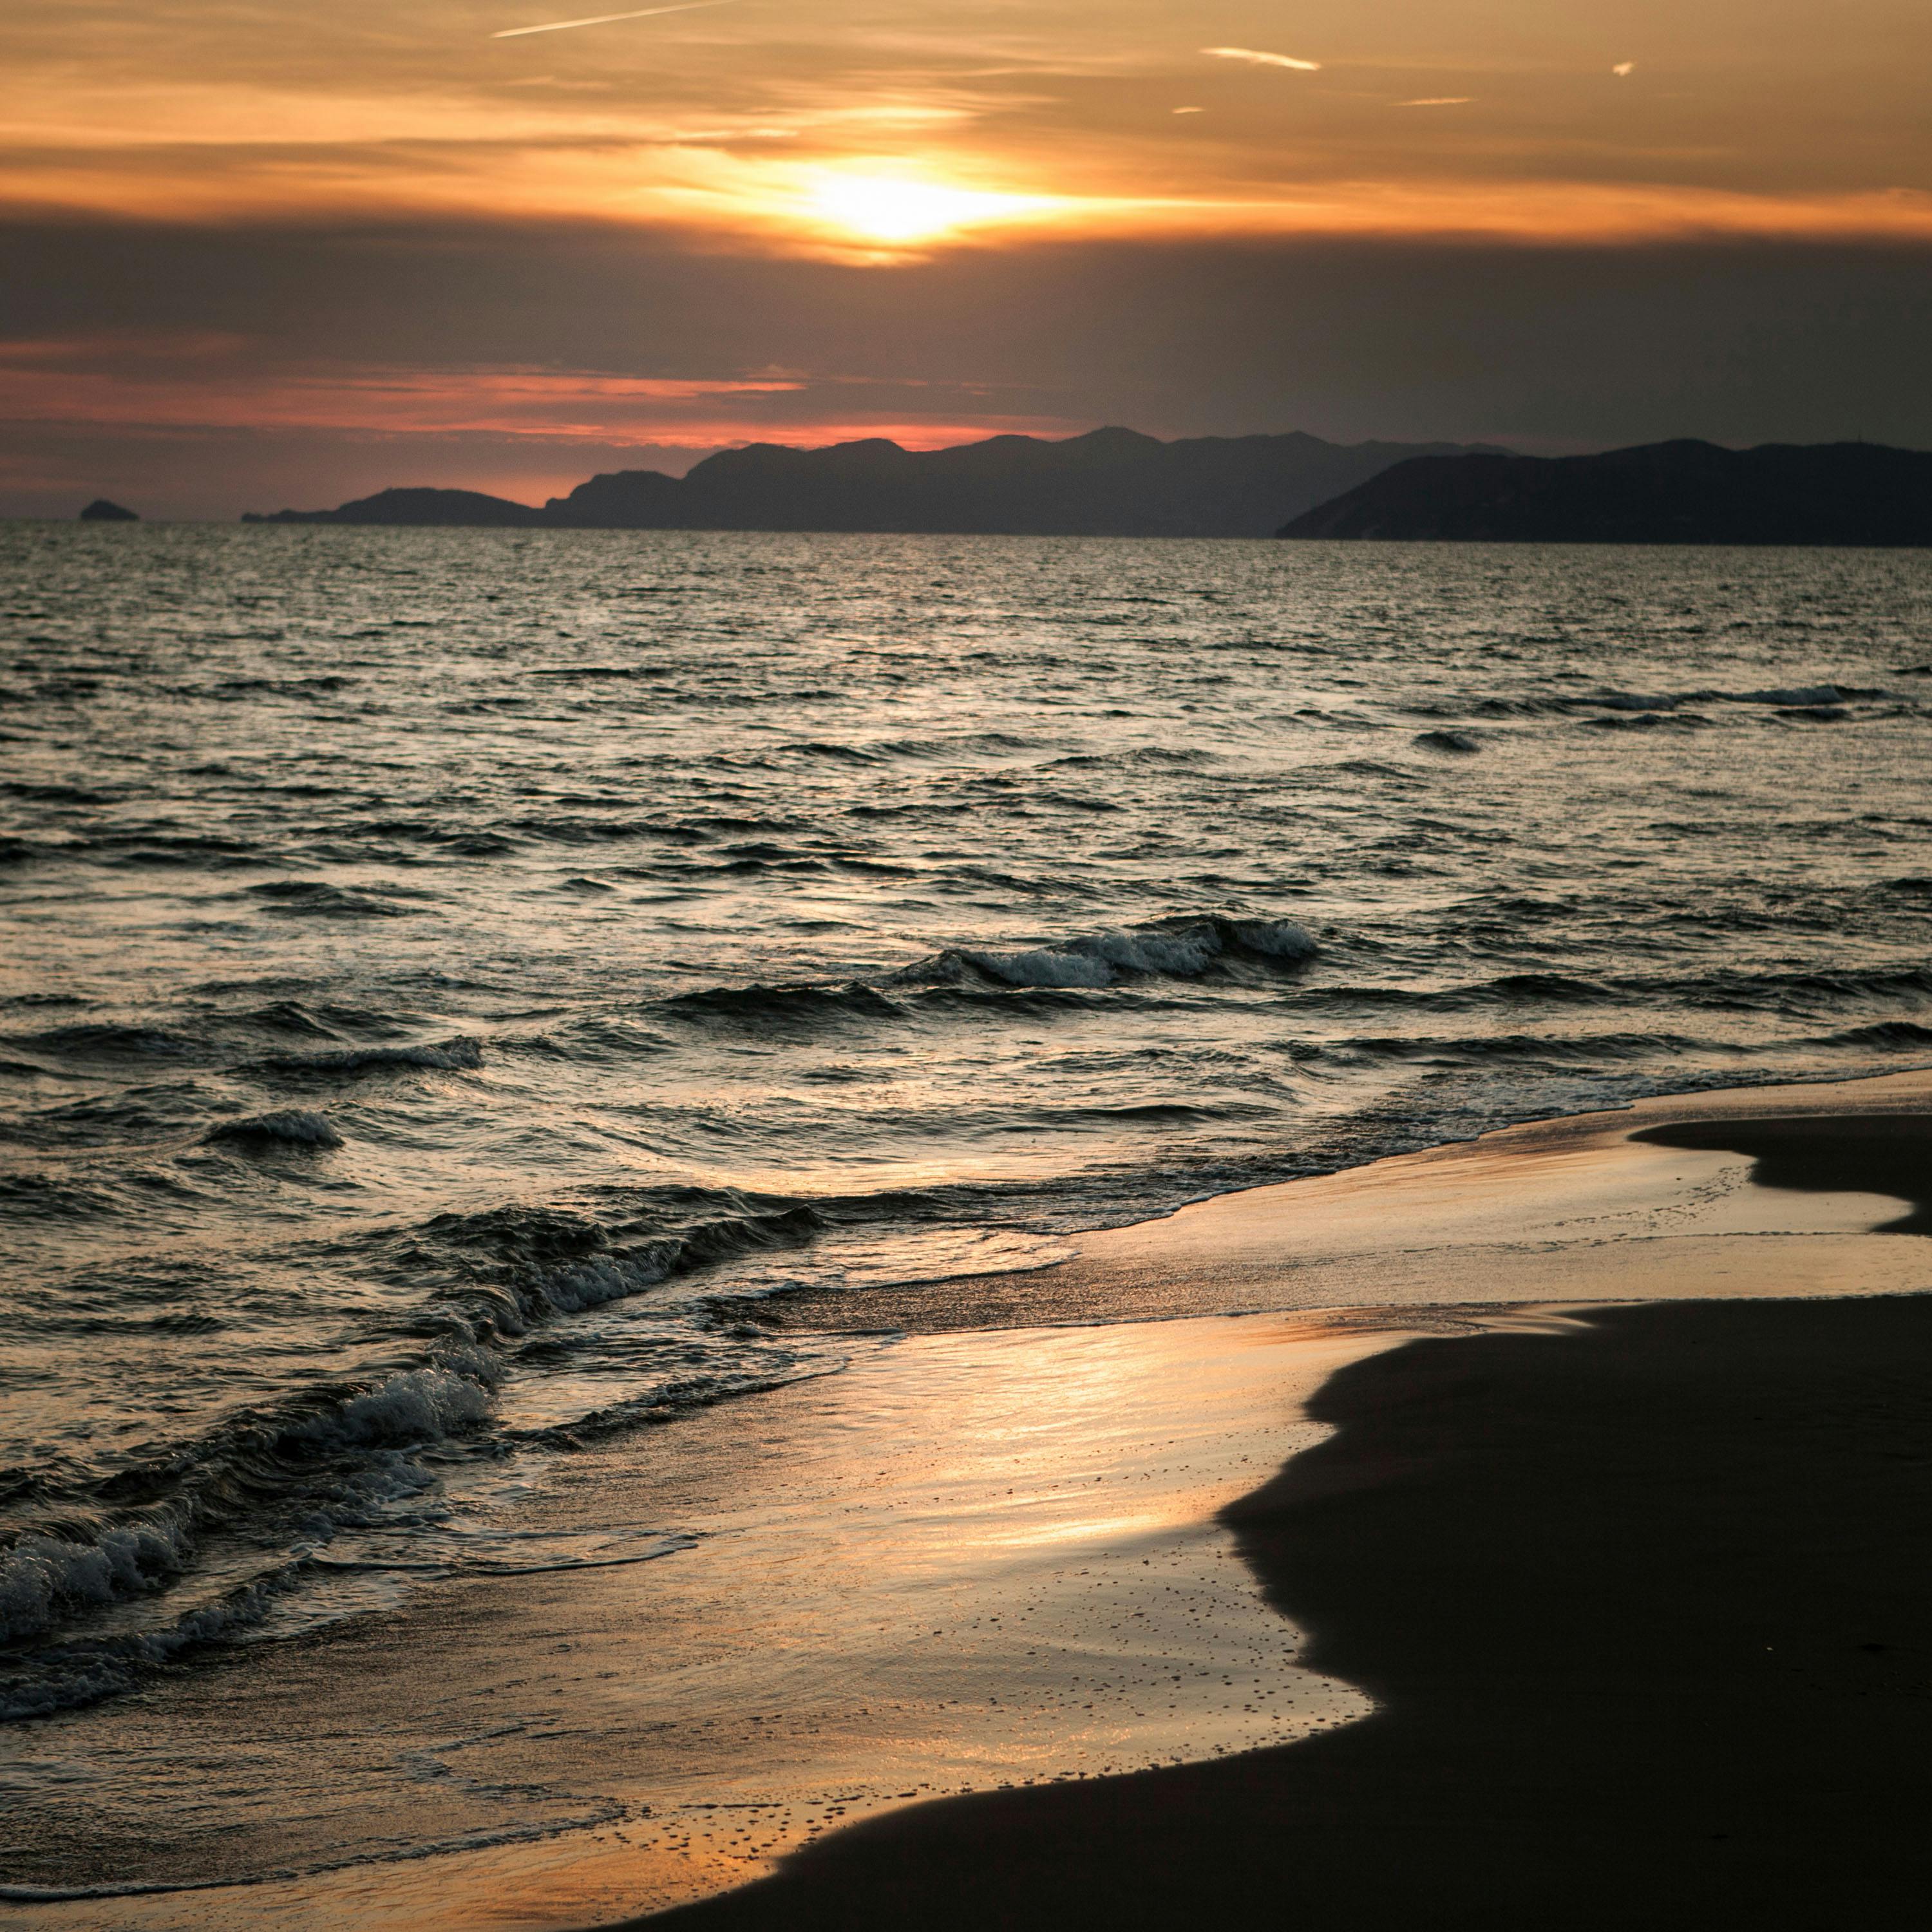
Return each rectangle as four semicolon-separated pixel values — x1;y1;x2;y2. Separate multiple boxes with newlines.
2;523;1929;1724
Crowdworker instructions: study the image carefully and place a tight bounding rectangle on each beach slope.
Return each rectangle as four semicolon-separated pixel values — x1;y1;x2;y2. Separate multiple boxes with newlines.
647;1287;1932;1931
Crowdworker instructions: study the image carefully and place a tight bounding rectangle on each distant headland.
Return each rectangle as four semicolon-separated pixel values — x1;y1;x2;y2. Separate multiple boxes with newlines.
237;432;1932;545
239;427;1504;540
1278;440;1932;546
79;498;139;522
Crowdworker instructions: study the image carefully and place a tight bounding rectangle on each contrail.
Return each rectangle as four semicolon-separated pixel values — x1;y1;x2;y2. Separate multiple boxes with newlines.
491;0;741;41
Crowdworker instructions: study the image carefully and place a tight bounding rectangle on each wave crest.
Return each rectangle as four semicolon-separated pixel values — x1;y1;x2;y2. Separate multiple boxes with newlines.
258;1037;483;1076
204;1108;343;1148
0;1184;826;1702
926;914;1318;990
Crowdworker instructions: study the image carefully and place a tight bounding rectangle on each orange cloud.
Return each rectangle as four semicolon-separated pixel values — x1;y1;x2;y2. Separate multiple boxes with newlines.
4;1;1927;253
0;354;804;438
0;339;1084;455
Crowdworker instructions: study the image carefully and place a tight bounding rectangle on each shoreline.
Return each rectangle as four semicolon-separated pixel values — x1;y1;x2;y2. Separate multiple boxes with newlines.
6;1316;1401;1929
753;1067;1932;1334
634;1079;1932;1929
649;1291;1932;1931
8;1073;1931;1928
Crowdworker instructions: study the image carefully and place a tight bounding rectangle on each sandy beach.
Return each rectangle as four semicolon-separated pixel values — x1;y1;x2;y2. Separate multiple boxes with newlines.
642;1076;1932;1931
748;1069;1932;1334
654;1289;1932;1931
8;1075;1931;1929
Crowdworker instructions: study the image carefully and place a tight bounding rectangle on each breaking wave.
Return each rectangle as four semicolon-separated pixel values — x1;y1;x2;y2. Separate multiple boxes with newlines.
923;914;1318;991
0;1182;835;1714
204;1108;344;1148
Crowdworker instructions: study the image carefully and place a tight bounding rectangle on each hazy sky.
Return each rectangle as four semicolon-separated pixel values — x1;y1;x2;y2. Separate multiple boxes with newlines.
4;1;1929;514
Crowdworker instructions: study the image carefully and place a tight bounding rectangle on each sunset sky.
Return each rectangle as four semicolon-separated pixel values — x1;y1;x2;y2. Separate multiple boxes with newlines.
5;1;1929;515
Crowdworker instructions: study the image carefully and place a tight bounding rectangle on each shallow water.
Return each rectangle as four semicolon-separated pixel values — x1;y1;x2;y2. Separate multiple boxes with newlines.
3;523;1929;1719
4;1315;1383;1924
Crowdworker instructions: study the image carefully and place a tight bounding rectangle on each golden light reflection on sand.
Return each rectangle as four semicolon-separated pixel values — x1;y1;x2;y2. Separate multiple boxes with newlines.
18;1079;1932;1930
1072;1072;1932;1309
20;1318;1391;1931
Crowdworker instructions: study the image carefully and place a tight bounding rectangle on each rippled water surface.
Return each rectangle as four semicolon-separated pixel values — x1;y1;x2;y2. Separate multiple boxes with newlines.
3;523;1929;1719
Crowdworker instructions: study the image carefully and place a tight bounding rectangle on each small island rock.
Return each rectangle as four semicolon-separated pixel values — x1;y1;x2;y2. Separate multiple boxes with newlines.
80;499;140;522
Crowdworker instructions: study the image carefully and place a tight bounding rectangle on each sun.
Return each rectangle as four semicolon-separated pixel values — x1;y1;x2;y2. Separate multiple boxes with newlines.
807;172;1045;245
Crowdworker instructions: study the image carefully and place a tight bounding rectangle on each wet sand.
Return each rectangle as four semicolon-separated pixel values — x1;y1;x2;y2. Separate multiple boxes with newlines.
6;1318;1393;1929
639;1093;1932;1931
647;1290;1932;1932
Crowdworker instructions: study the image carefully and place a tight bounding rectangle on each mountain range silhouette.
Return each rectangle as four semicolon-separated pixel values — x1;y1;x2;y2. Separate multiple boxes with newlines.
242;430;1932;545
242;427;1501;538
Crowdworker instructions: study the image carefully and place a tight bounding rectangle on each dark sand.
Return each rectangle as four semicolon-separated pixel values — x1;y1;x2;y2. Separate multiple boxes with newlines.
638;1112;1932;1932
1636;1113;1932;1235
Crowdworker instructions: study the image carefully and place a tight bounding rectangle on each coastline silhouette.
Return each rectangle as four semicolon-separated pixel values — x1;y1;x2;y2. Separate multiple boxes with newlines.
1280;439;1932;545
240;427;1501;536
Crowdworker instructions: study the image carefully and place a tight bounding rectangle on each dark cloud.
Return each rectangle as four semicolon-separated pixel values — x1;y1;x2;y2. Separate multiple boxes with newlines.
5;214;1929;517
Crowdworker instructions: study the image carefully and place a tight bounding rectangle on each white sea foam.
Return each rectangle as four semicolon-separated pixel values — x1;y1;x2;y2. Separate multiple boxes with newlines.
0;1565;307;1721
1226;918;1320;960
960;914;1317;989
0;1520;192;1645
0;1346;510;1658
296;1362;497;1450
205;1107;344;1147
1090;928;1222;974
545;1252;677;1312
965;946;1116;988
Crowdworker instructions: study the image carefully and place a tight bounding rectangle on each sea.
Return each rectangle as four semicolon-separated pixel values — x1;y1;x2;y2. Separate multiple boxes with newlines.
3;522;1929;1728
